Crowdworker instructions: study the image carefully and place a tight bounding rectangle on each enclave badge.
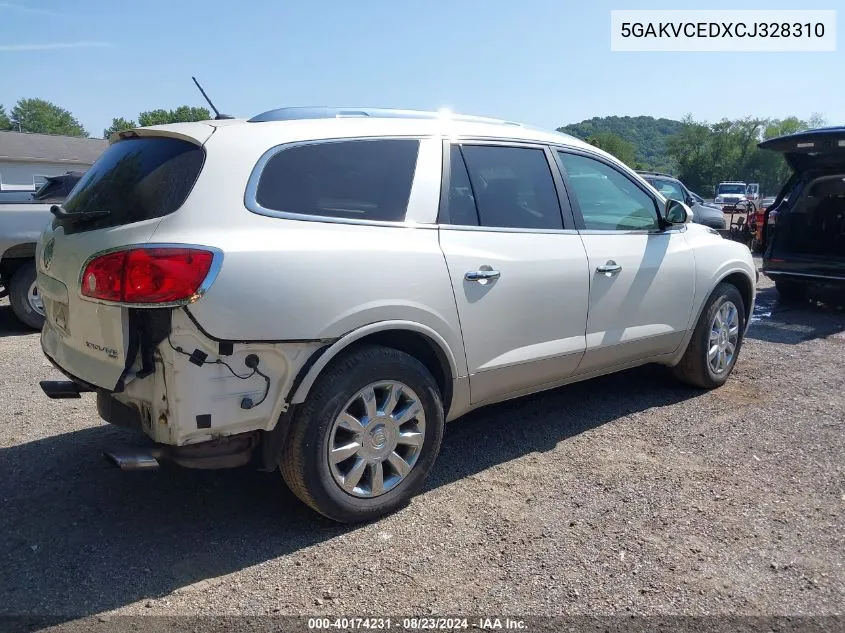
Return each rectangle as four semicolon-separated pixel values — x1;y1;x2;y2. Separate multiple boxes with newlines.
42;237;55;271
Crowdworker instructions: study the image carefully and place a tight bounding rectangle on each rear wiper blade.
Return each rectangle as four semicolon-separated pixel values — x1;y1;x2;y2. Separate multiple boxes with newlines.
50;205;110;220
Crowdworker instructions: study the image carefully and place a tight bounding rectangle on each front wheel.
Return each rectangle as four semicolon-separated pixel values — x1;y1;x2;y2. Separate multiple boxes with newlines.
9;261;46;330
279;345;445;523
672;282;746;389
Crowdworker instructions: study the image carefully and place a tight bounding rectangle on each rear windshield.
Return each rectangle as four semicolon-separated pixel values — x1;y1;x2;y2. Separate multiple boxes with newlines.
62;136;204;231
254;139;420;222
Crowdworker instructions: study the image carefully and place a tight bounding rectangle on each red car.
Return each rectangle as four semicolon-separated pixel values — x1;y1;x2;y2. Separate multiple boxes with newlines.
753;197;777;252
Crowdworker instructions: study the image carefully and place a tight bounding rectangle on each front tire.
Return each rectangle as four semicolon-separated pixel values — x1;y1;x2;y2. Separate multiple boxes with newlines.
672;282;745;389
279;345;445;523
9;261;45;330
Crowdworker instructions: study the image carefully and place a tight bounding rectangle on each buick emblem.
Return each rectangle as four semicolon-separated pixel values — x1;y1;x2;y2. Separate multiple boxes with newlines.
42;237;55;271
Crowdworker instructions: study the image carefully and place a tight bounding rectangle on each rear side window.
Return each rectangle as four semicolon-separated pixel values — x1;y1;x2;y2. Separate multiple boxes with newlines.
458;145;563;230
62;137;204;231
255;139;420;222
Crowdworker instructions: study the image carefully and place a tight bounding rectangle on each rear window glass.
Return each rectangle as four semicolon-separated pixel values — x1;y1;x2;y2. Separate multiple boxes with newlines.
62;137;204;230
254;139;420;222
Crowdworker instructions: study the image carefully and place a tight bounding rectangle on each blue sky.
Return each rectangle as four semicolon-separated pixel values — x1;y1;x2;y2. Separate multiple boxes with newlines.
0;0;842;138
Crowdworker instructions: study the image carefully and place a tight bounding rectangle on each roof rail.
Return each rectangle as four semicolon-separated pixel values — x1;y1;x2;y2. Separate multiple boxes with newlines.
247;106;524;127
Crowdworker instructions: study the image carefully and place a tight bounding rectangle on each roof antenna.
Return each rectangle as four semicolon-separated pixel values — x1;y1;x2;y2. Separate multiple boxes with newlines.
192;76;234;120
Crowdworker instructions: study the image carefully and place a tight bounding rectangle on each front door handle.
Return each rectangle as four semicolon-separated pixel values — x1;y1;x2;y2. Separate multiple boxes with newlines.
465;269;501;282
596;261;622;276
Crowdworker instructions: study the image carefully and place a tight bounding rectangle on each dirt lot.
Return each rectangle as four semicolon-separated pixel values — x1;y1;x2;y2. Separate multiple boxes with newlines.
1;270;843;627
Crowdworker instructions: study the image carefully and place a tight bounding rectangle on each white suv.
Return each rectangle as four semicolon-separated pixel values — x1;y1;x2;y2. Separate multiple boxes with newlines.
36;107;756;523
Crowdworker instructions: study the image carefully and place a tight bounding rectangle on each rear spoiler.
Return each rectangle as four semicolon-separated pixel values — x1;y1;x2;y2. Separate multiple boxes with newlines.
109;122;217;146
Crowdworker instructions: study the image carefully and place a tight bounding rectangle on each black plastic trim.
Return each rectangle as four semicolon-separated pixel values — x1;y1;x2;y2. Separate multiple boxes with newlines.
181;306;330;345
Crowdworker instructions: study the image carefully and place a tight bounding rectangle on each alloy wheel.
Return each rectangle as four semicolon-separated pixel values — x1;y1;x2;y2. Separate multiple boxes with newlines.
328;381;426;498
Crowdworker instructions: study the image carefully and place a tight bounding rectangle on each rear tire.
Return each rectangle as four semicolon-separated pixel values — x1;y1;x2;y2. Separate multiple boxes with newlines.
9;261;45;330
775;279;807;302
279;344;445;524
672;282;745;389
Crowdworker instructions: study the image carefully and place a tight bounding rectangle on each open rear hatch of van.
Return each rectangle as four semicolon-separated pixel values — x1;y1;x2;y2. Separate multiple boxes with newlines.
38;126;212;391
759;128;845;278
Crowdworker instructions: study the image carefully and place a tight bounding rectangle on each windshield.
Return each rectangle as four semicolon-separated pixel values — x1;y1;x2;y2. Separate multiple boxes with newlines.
717;184;746;195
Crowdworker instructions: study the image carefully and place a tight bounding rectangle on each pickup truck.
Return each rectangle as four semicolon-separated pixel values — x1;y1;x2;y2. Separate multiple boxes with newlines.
0;172;83;329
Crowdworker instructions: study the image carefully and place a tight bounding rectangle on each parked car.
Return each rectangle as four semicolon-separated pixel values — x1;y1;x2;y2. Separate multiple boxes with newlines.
637;172;727;229
0;172;84;328
37;108;756;523
759;127;845;299
690;191;721;210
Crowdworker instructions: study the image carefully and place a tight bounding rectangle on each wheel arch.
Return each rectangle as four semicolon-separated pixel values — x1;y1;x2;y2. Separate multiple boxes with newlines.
0;244;37;281
289;320;459;414
670;265;756;369
717;270;755;327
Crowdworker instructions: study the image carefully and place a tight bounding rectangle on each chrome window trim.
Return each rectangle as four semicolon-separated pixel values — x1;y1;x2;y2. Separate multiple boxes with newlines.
243;135;440;228
77;243;225;308
577;226;687;236
437;224;581;235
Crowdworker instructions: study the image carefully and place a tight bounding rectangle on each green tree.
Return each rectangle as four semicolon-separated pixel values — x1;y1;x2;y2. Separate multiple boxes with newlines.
0;104;11;131
137;105;210;127
103;117;137;138
559;115;682;170
586;131;637;166
10;98;88;137
666;114;825;197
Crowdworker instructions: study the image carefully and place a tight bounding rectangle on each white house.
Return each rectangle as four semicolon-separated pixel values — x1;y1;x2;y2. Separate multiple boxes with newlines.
0;130;107;191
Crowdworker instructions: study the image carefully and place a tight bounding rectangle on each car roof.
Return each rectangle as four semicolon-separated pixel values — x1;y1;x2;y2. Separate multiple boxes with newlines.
132;106;597;152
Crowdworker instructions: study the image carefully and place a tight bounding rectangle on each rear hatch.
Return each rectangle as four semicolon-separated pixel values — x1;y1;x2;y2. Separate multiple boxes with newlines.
759;128;845;276
38;127;211;390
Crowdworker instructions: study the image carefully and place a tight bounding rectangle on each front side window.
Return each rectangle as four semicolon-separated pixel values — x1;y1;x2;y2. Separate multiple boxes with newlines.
558;152;659;231
458;145;563;230
255;139;420;222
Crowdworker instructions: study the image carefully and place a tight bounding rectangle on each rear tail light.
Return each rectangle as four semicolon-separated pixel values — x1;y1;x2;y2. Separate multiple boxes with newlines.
81;247;216;305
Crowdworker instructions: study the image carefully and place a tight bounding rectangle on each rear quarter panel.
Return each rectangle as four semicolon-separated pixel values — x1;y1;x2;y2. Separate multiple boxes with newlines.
148;128;468;377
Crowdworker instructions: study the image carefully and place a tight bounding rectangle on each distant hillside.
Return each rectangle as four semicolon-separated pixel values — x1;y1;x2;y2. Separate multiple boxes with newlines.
557;115;683;170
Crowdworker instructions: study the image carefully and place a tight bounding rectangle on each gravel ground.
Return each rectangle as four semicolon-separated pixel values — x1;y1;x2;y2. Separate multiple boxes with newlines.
1;269;843;628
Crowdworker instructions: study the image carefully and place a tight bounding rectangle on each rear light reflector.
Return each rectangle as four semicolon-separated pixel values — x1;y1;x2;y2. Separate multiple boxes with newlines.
81;247;215;304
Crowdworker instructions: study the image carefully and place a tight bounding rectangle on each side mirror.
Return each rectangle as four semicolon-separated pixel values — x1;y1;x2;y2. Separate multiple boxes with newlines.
665;198;693;224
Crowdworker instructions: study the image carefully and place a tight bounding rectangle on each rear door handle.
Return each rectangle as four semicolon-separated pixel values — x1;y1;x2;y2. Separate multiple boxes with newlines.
465;269;501;282
596;261;622;276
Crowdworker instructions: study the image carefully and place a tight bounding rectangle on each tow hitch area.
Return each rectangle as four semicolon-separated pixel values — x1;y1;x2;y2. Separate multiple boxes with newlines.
103;431;259;471
39;380;95;399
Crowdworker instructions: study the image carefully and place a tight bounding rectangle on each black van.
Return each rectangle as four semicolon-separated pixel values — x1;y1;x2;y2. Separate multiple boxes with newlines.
759;127;845;299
